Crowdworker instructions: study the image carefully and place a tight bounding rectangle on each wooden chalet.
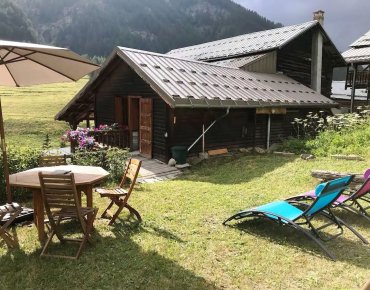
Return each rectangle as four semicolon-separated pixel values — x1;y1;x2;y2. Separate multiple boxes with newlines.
167;12;345;98
56;14;345;163
342;29;370;111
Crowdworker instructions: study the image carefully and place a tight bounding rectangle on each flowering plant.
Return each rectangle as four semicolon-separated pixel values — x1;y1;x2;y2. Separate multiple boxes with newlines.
94;123;119;132
61;127;95;150
61;124;120;150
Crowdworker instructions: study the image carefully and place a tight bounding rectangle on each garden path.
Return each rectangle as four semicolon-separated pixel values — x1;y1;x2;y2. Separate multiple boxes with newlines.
133;155;182;183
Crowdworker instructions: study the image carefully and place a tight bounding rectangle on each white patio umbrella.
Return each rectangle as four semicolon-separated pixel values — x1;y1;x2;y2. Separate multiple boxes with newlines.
0;40;100;203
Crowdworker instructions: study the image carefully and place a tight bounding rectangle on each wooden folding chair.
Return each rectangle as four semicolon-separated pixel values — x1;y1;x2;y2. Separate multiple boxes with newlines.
39;155;67;167
96;158;142;225
38;172;98;259
0;203;22;248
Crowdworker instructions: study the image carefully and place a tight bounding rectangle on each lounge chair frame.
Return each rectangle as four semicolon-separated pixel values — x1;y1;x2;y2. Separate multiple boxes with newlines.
223;176;368;260
288;175;370;222
0;203;22;248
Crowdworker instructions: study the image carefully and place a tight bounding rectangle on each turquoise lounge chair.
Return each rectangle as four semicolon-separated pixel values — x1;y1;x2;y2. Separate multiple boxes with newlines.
223;176;368;260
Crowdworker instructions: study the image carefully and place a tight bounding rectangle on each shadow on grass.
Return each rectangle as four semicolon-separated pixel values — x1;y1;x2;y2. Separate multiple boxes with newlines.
227;218;370;269
178;154;295;185
332;208;370;228
0;220;218;290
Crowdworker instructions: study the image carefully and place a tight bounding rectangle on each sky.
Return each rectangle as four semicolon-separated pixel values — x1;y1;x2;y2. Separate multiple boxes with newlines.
234;0;370;52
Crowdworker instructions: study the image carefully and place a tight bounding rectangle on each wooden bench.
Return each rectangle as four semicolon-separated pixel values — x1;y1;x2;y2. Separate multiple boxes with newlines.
208;148;229;157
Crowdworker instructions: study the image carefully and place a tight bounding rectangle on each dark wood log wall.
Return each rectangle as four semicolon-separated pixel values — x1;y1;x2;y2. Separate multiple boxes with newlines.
94;60;169;161
321;50;335;98
169;108;255;155
95;60;157;124
254;114;268;147
170;108;311;157
277;29;334;98
254;109;310;147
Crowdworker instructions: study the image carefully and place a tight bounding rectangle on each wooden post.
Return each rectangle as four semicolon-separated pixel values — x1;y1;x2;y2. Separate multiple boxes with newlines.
367;73;370;105
70;122;78;154
266;114;271;150
361;278;370;290
202;124;205;153
350;64;358;113
0;98;12;203
252;110;257;150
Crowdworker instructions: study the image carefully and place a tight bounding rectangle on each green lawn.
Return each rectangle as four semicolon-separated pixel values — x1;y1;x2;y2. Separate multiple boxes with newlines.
1;154;370;289
0;82;369;289
0;78;88;148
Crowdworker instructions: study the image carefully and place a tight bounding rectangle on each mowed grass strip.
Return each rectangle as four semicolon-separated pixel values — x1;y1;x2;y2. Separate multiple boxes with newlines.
0;78;88;148
1;154;370;289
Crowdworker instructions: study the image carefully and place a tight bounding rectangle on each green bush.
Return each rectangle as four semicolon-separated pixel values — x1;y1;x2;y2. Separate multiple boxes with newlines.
71;148;129;182
0;147;129;203
280;108;370;157
71;150;106;167
307;123;370;157
105;148;129;181
0;146;42;203
279;137;311;154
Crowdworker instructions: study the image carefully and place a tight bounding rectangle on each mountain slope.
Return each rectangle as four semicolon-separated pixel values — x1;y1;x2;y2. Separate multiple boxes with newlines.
0;0;37;42
10;0;281;56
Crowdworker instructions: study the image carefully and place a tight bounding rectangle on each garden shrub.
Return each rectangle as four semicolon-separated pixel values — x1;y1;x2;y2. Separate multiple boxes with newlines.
105;148;129;181
71;150;106;167
0;147;129;203
279;137;311;154
280;107;370;157
307;123;370;157
71;148;129;182
0;146;42;203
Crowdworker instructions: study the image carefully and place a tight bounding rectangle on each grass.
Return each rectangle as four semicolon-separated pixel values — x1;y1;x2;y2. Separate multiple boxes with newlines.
1;154;370;289
0;78;88;148
0;82;370;289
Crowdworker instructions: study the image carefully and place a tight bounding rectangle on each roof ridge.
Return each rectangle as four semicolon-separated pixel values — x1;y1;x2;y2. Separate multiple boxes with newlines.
167;20;318;54
117;46;243;70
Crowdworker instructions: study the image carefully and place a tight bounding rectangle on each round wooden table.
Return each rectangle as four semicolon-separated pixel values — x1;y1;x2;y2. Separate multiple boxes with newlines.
9;165;109;243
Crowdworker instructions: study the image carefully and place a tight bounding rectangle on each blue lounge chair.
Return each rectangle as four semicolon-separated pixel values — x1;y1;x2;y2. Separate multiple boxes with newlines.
223;176;368;260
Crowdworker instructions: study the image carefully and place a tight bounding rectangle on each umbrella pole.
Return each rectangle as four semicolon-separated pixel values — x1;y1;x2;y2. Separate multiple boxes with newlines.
0;97;11;203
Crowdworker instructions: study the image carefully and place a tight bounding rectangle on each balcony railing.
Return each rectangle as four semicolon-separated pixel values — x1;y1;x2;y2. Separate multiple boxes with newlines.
91;129;130;149
346;70;370;89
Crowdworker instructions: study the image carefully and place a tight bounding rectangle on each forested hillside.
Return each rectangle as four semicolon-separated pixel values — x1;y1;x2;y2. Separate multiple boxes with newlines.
3;0;280;56
0;0;37;42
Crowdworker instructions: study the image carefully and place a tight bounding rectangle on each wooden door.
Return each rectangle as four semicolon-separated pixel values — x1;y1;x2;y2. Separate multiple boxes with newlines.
114;96;124;125
139;98;153;158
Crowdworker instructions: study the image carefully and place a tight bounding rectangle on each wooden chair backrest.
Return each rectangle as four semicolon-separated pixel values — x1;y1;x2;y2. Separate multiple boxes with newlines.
119;158;142;201
38;172;83;223
39;155;67;167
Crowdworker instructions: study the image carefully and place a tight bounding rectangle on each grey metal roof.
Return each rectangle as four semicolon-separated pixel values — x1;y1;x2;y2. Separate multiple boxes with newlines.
342;46;370;64
212;53;268;68
167;21;318;61
350;30;370;48
343;30;370;64
117;47;335;108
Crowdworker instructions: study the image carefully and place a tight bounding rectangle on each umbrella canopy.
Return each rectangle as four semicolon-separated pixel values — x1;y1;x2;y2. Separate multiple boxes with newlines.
0;40;99;87
0;40;100;202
